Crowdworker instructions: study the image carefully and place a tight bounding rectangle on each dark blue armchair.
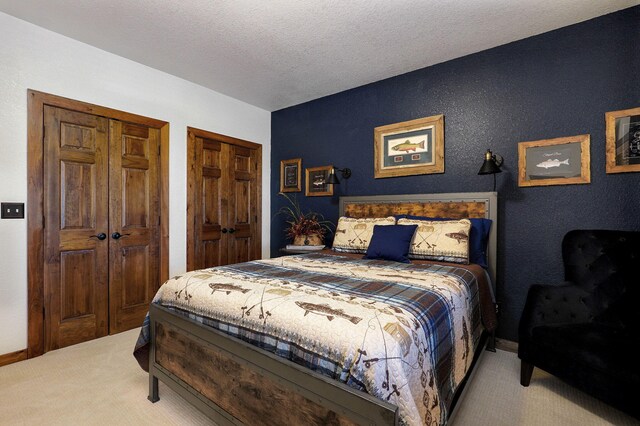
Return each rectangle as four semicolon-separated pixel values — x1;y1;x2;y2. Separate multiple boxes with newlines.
518;230;639;419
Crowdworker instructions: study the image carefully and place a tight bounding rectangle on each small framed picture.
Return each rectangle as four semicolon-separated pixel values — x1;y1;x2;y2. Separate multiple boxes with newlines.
374;114;444;178
518;134;590;187
305;165;333;197
280;158;302;192
605;106;640;173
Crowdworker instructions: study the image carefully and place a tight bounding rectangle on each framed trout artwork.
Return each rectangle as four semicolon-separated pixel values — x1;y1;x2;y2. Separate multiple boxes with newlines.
605;106;640;174
280;158;302;193
305;165;333;197
518;134;591;187
374;114;445;178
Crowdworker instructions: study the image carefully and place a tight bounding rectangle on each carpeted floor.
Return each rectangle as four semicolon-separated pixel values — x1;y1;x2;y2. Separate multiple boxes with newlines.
0;330;636;425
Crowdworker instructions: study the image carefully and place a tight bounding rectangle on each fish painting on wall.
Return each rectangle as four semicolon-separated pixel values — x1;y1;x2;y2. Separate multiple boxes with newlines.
305;165;334;196
528;147;579;178
518;134;591;187
374;114;445;178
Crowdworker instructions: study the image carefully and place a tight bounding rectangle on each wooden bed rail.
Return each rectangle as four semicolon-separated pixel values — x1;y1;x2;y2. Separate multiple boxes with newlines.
148;303;399;425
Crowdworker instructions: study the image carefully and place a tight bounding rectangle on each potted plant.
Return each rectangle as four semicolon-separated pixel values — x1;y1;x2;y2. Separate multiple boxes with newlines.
277;193;333;246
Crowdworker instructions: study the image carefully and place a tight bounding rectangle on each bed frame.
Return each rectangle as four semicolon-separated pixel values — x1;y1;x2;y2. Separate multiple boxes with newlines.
148;192;498;425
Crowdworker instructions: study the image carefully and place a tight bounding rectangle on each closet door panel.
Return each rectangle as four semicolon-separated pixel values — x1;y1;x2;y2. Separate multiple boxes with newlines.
227;145;259;265
109;121;160;333
43;106;109;351
194;137;226;269
121;245;149;306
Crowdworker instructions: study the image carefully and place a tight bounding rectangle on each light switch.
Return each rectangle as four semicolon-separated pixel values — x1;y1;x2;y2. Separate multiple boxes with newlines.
1;202;25;219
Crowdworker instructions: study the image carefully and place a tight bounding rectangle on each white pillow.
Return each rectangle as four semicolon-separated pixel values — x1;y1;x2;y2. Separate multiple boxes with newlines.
332;216;396;253
397;218;471;264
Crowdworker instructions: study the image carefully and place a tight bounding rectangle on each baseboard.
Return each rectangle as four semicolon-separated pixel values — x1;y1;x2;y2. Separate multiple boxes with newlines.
0;348;28;367
495;338;518;353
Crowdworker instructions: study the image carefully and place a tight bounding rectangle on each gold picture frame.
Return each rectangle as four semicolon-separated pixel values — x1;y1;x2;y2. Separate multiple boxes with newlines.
605;106;640;173
518;134;590;187
305;165;333;197
280;158;302;192
374;114;444;178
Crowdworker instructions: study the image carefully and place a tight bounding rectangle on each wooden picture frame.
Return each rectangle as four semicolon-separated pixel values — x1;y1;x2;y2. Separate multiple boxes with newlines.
374;114;444;178
518;134;590;187
305;165;333;197
280;158;302;192
605;106;640;173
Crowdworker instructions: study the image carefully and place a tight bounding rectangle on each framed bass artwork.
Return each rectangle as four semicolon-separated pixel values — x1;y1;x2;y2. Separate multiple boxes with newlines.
305;165;333;197
280;158;302;192
518;134;591;187
374;114;444;178
605;106;640;174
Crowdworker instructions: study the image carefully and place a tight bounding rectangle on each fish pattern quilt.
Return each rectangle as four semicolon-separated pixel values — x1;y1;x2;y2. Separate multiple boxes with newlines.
134;253;495;426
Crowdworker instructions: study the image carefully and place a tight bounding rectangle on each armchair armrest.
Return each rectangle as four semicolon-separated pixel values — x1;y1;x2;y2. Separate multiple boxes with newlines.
518;282;591;339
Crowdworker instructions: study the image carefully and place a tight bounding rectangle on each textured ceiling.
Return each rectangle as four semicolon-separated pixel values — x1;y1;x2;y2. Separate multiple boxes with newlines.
0;0;637;111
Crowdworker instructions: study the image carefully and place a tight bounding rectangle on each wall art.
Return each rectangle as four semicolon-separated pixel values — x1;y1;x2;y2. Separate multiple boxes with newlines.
605;106;640;173
280;158;302;192
374;114;444;178
518;134;590;187
305;165;333;196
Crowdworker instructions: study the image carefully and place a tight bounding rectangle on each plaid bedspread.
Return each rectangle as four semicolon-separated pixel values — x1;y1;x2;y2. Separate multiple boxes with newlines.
134;253;495;425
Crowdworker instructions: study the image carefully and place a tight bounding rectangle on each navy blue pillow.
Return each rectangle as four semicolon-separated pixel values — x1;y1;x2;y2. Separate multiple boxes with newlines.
395;215;492;268
363;224;418;263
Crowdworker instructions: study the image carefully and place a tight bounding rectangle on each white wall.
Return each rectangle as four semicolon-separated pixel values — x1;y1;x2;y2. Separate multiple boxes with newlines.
0;12;271;355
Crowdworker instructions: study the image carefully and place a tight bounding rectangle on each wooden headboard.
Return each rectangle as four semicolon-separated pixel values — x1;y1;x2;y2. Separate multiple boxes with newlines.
339;192;498;285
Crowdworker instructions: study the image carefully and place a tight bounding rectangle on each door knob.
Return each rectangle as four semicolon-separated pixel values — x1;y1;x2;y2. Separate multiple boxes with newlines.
221;228;228;234
90;233;107;241
228;228;236;234
111;232;131;240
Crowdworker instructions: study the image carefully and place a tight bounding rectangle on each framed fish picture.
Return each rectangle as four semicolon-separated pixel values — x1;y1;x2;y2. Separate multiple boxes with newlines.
605;106;640;174
518;134;591;187
374;114;444;178
305;165;333;197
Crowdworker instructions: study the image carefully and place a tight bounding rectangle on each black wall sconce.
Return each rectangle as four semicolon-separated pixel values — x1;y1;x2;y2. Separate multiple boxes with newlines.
325;167;352;184
478;149;503;191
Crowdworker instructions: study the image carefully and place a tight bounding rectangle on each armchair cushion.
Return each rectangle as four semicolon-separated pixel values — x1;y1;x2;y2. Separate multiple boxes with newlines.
518;283;591;341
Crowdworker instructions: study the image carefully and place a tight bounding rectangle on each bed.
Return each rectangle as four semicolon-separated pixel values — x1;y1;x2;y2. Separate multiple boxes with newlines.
135;192;498;425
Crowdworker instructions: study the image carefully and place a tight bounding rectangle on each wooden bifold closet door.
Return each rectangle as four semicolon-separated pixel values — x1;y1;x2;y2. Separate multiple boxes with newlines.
42;105;160;351
108;120;160;333
187;127;262;271
43;107;110;349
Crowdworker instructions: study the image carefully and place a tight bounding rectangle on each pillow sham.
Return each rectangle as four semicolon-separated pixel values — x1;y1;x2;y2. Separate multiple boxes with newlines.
363;224;418;263
397;218;471;264
396;215;492;268
332;216;396;253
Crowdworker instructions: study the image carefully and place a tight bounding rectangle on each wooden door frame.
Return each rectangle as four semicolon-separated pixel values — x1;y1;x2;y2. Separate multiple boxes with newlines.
186;127;262;272
27;90;170;358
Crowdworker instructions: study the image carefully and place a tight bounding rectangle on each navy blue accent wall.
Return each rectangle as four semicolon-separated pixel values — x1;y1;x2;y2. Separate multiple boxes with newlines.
271;7;640;341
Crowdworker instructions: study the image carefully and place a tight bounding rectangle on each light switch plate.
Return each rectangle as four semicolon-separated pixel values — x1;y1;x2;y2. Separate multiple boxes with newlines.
1;202;25;219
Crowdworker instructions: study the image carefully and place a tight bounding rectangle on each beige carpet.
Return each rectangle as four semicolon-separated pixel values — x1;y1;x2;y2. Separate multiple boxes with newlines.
0;330;636;425
449;350;637;426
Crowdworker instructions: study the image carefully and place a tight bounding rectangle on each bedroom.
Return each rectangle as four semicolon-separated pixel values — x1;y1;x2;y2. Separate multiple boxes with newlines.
0;1;638;425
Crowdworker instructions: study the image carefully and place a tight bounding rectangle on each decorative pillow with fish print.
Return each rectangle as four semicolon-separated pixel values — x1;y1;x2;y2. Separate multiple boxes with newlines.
395;215;492;268
397;218;471;264
332;216;396;253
